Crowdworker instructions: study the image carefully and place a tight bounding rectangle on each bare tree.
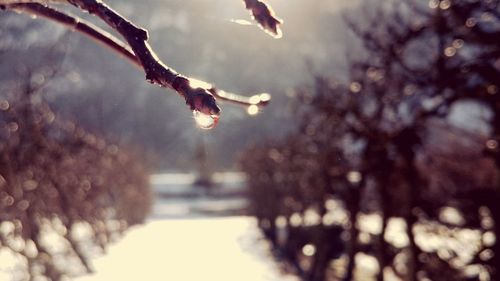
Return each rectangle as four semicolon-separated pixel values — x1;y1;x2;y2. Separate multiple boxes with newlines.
242;0;500;280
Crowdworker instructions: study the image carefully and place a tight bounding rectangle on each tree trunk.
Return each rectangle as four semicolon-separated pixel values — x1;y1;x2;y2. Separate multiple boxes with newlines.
344;185;362;281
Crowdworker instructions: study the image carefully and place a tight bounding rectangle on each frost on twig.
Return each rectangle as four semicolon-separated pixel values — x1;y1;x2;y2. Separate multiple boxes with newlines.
1;0;274;129
243;0;283;38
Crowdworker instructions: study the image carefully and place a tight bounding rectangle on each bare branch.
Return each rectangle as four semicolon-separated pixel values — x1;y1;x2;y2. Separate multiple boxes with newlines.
6;2;139;65
0;0;66;4
2;0;273;127
243;0;283;38
67;0;222;116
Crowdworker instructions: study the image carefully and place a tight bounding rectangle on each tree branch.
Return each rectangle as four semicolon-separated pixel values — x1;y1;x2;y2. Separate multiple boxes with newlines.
2;0;272;126
243;0;283;38
6;2;139;65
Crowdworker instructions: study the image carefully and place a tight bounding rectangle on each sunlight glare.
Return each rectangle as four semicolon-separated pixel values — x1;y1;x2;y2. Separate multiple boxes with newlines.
247;105;259;115
249;95;261;105
229;19;254;26
74;217;300;281
259;93;271;102
267;28;283;39
188;78;212;89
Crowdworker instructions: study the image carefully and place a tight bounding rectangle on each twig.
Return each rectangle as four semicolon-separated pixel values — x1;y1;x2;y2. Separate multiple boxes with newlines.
243;0;283;38
6;3;140;66
2;0;271;121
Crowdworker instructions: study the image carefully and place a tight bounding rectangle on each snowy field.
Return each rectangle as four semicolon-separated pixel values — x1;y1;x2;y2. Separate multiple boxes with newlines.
75;172;299;281
76;217;298;281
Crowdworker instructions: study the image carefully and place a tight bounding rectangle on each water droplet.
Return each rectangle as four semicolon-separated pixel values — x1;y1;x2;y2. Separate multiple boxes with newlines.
193;110;219;130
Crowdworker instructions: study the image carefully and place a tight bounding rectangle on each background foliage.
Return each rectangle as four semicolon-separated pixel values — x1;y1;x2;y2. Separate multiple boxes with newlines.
241;0;500;280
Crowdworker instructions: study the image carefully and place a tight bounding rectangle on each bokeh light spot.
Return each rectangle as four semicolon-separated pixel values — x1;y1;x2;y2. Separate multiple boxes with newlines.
247;105;259;116
302;244;316;257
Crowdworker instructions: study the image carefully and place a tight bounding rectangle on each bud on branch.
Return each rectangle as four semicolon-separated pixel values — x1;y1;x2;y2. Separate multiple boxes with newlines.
244;0;283;38
1;0;279;129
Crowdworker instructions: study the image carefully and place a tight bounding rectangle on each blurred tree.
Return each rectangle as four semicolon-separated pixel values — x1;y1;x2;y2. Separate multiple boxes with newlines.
242;0;499;280
0;7;153;280
0;69;151;280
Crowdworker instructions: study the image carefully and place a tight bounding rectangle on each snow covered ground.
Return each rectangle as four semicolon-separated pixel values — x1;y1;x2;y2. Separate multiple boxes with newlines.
76;217;298;281
75;172;299;281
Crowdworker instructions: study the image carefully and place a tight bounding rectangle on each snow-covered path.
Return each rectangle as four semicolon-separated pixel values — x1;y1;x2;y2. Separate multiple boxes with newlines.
77;217;298;281
76;173;298;281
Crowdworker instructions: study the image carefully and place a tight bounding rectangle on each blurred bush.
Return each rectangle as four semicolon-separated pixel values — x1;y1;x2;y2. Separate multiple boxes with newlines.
0;76;151;280
241;0;500;280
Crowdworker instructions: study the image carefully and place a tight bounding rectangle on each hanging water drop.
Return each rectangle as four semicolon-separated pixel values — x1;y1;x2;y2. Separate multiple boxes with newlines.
193;110;219;130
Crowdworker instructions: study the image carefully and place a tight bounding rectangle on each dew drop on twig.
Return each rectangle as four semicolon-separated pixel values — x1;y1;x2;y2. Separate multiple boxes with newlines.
193;110;219;130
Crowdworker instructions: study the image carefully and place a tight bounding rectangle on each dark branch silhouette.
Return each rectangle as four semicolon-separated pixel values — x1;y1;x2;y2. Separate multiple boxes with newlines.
1;0;275;128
